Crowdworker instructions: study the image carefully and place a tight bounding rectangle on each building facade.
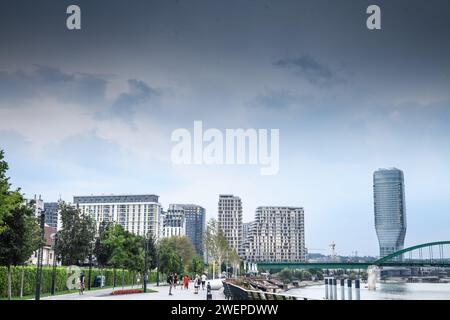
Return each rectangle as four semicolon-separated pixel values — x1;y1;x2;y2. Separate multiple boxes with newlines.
246;206;306;263
182;204;206;258
73;194;162;238
163;204;206;257
218;194;243;256
242;221;256;259
242;222;253;242
43;202;59;229
27;196;60;230
373;168;407;258
163;204;186;238
29;225;57;266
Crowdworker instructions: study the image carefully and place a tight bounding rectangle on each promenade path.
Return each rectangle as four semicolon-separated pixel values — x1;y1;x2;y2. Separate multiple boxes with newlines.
41;282;225;300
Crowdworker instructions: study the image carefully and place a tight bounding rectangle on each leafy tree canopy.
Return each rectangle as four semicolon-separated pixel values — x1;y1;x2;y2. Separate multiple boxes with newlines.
56;202;96;266
0;202;41;266
103;224;145;272
94;221;114;267
0;150;24;234
157;236;196;272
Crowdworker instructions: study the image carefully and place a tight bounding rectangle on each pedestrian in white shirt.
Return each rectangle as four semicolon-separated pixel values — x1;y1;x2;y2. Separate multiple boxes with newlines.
201;274;207;290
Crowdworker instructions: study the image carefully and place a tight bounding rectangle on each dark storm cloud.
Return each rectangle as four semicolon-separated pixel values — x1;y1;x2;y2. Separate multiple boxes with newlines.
98;79;160;122
0;65;161;123
274;56;344;87
0;66;107;106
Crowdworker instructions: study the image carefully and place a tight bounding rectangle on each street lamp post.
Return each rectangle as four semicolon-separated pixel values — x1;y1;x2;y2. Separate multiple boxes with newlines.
226;252;229;278
156;253;160;286
143;234;148;293
51;233;58;295
35;212;45;300
88;253;93;290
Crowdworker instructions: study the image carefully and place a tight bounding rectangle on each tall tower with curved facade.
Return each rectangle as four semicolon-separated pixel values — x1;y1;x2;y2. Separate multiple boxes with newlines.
373;168;407;258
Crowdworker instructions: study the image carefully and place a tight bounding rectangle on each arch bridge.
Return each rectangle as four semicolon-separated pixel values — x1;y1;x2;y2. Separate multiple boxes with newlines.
256;241;450;270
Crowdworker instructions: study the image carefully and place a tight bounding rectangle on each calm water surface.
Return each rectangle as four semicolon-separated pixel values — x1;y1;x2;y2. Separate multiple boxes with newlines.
287;282;450;300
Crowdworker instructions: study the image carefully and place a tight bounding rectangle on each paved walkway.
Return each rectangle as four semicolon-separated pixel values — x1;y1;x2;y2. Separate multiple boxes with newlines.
41;282;225;300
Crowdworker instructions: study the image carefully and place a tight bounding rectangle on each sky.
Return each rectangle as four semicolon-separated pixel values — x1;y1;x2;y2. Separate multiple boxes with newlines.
0;0;450;256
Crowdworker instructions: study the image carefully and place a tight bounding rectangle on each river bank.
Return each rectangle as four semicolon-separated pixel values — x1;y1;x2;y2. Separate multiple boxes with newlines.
283;280;322;291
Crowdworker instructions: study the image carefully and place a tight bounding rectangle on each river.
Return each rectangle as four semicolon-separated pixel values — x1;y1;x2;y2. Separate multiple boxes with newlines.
286;282;450;300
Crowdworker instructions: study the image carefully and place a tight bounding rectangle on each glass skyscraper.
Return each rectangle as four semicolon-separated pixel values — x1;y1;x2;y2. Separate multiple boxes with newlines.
182;204;206;258
373;168;407;258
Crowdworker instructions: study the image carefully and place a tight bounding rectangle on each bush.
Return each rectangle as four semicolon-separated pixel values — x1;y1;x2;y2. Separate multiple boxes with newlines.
278;268;293;283
0;266;158;298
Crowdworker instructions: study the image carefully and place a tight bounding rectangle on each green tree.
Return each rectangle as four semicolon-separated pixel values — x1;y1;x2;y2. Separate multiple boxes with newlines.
278;268;293;284
56;202;96;265
0;202;41;299
94;221;114;267
216;229;229;275
204;219;219;278
0;150;23;234
103;225;145;288
157;236;196;273
188;255;205;275
203;219;231;279
308;268;323;280
104;225;127;268
227;249;241;277
123;233;145;273
103;224;127;288
158;244;182;276
301;270;312;281
143;233;157;271
123;233;145;287
293;269;302;280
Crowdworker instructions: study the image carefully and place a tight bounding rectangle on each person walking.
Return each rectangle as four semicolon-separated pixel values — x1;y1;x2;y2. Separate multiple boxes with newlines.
174;273;178;290
183;275;189;290
194;274;200;294
78;272;85;295
201;273;207;290
167;273;174;296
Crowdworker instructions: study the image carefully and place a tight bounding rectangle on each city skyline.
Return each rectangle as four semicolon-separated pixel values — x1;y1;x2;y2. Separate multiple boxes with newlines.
1;0;450;256
4;152;449;258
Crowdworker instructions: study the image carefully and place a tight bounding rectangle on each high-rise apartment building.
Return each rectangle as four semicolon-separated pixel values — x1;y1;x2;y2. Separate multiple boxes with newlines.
162;205;186;238
161;204;206;257
218;194;243;256
246;206;306;262
373;168;407;258
242;221;256;259
242;222;253;242
28;195;60;230
43;202;59;229
182;204;206;258
73;194;162;238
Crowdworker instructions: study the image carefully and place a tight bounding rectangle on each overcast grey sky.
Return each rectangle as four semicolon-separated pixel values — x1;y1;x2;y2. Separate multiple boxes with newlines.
1;0;450;256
